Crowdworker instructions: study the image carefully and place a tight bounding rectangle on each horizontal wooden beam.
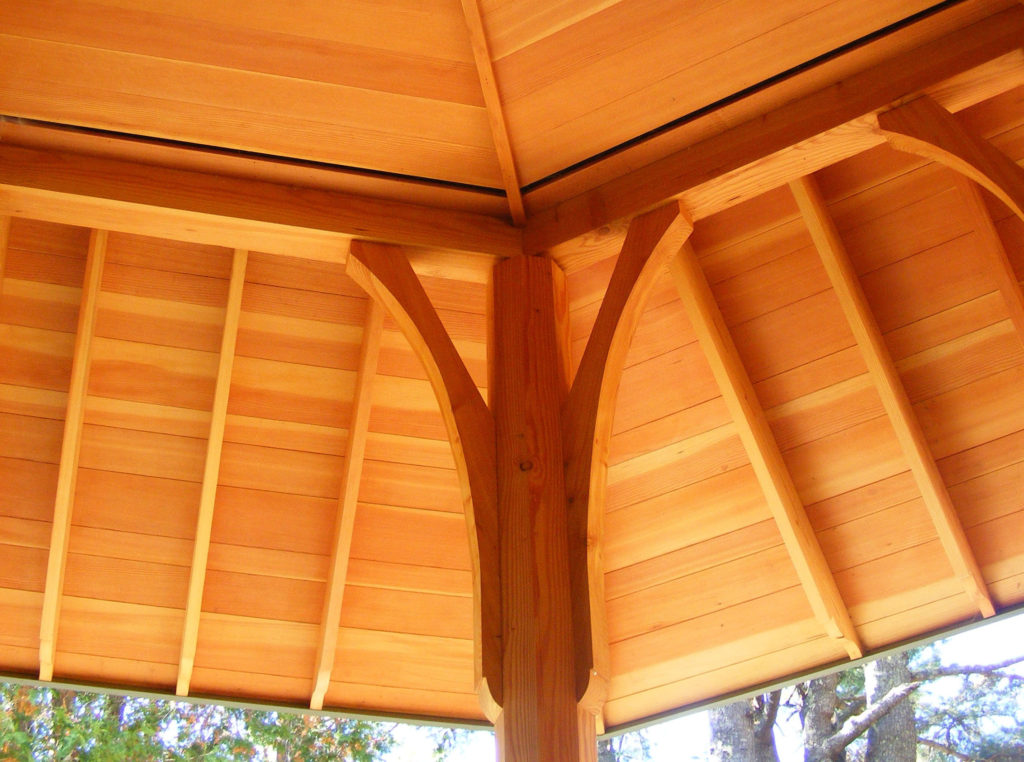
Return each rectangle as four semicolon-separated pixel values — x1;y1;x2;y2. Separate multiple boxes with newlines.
0;144;522;260
791;175;996;619
670;242;862;660
523;4;1024;254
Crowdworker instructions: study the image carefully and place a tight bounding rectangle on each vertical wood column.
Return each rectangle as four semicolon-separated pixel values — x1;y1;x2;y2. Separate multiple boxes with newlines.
492;255;594;762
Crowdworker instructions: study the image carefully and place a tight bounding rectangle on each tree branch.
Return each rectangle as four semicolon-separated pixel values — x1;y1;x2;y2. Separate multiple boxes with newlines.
820;681;922;758
913;654;1024;681
917;736;983;761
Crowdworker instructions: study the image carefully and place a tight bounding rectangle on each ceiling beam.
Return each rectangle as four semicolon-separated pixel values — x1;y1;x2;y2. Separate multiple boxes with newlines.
790;175;996;619
345;240;501;712
669;242;862;660
459;0;526;225
38;228;106;682
952;174;1024;343
563;203;693;705
311;299;384;711
522;5;1024;254
176;248;248;697
0;144;522;260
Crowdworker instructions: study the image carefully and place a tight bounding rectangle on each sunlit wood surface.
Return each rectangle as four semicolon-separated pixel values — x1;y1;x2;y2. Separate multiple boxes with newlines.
1;0;1023;738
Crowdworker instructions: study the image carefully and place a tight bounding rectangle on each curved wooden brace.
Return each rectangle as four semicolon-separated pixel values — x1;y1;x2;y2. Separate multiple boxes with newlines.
562;201;693;702
345;240;502;712
877;95;1024;225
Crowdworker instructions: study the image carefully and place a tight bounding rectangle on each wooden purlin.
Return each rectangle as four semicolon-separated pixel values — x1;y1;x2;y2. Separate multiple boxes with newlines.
311;299;384;711
38;228;107;682
344;241;501;710
176;248;248;697
460;0;526;224
790;175;996;619
669;242;863;660
562;202;693;705
953;175;1024;342
522;5;1024;254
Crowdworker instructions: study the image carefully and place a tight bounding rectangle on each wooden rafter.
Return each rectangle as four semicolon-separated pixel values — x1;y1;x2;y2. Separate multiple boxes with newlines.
459;0;525;225
310;299;384;711
176;248;248;697
790;175;996;619
38;228;107;681
669;242;862;660
563;202;693;703
522;5;1024;254
952;174;1024;342
0;144;523;260
345;240;501;711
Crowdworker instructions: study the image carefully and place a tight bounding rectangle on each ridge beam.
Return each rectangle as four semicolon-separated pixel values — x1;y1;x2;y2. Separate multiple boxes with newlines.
669;242;863;659
39;228;107;681
176;248;248;697
310;299;384;711
791;175;996;619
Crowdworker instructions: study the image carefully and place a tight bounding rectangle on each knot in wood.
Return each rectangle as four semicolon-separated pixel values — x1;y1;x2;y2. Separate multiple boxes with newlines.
518;460;534;471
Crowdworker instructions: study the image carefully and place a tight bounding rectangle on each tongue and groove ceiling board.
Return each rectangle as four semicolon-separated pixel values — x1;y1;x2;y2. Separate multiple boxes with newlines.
1;0;1024;748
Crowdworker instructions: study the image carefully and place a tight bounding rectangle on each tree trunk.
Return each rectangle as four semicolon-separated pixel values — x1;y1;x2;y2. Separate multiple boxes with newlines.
864;652;916;762
802;674;843;762
709;698;781;762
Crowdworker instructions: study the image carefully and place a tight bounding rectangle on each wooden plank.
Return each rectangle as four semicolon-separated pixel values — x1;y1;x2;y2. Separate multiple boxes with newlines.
38;228;105;682
669;242;862;659
460;0;525;224
953;175;1024;342
878;95;1024;225
492;255;583;759
0;215;8;298
791;174;996;618
177;249;247;697
311;299;383;710
562;202;692;706
0;144;522;259
522;5;1024;253
345;241;500;707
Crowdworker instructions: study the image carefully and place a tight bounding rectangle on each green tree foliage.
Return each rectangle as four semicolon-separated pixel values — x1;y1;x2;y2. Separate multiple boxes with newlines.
0;682;394;761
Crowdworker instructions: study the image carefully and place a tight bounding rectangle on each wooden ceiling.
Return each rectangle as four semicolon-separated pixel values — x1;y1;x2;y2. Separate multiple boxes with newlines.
1;0;1024;742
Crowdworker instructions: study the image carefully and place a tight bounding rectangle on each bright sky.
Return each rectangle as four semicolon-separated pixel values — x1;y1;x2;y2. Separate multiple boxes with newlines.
383;610;1024;761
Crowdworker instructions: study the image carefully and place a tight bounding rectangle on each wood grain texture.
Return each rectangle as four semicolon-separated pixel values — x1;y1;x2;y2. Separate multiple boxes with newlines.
0;145;521;259
669;242;863;659
176;248;247;696
311;300;383;710
492;255;586;760
563;202;692;703
38;228;106;681
791;174;996;618
345;240;500;710
523;5;1024;253
877;95;1024;224
460;0;525;223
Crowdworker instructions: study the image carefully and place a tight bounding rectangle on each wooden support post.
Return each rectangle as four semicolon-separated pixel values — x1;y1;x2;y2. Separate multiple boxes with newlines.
39;228;107;681
493;255;594;762
311;299;384;710
791;175;996;618
177;248;248;696
952;175;1024;344
670;242;862;659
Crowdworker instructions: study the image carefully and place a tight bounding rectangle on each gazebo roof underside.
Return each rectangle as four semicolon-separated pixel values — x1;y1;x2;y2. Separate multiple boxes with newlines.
1;0;1024;733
